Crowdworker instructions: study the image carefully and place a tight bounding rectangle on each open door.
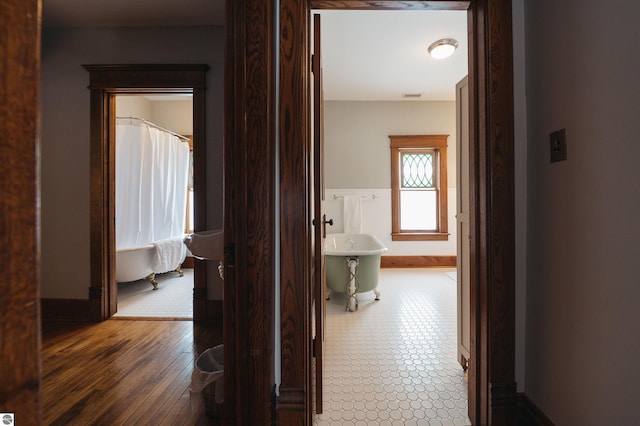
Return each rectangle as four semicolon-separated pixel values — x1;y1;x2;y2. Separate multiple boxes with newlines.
312;12;329;415
456;75;471;370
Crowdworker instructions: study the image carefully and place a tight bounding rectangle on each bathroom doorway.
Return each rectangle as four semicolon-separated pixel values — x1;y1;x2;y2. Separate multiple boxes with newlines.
112;93;196;320
85;64;210;322
312;9;470;423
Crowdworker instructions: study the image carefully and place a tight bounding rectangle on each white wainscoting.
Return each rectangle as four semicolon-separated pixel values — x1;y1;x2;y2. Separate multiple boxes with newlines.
322;188;457;256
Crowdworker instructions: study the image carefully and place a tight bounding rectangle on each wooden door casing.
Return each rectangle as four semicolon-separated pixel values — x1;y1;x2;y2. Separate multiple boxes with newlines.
85;64;210;322
225;0;516;424
224;0;278;424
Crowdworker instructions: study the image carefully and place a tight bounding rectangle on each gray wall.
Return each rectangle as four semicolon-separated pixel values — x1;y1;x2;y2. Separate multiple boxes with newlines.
513;0;527;394
324;101;457;189
40;26;224;299
524;1;640;423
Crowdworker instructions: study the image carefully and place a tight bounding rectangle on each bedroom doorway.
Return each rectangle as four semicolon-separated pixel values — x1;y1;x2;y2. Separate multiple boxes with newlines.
85;64;209;322
112;93;196;320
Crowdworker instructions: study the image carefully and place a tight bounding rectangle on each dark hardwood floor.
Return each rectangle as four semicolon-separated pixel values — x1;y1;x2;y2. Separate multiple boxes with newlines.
41;319;223;425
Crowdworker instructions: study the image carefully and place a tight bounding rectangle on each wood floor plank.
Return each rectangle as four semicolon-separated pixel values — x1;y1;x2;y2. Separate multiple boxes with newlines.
116;353;194;424
83;329;195;423
151;370;194;422
151;363;202;424
42;319;222;425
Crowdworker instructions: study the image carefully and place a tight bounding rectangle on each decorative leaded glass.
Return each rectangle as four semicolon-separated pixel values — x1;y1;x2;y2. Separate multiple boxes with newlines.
401;152;433;188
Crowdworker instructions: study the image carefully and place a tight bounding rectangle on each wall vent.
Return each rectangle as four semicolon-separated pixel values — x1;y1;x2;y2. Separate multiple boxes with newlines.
402;92;423;99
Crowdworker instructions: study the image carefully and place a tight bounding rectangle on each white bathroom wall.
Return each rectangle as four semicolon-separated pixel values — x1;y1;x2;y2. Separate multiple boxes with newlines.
116;96;193;135
115;95;152;119
323;100;458;256
150;99;194;135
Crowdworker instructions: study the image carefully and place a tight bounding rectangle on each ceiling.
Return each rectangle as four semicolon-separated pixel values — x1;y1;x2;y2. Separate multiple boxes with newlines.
42;1;468;101
318;10;467;101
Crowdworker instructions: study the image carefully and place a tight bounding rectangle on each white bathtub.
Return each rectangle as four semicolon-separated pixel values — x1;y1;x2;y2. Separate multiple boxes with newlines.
116;241;186;290
324;233;387;311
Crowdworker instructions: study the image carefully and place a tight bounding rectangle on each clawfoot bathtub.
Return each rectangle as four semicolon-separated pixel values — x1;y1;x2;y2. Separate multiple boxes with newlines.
116;243;185;290
324;233;387;311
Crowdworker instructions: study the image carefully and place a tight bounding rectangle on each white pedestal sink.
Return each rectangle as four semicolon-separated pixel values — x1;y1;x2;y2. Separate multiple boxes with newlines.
184;229;224;262
184;229;225;279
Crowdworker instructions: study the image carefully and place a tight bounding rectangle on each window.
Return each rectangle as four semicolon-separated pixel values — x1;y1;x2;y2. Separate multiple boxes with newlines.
390;135;449;241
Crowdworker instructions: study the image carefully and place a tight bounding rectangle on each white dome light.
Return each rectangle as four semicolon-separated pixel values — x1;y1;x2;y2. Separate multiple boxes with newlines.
428;38;459;60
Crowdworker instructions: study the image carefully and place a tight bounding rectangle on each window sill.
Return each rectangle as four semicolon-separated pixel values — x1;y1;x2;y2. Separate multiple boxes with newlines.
391;232;449;242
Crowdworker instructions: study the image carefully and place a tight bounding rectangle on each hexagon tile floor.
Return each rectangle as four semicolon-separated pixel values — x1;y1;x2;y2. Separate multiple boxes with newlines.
314;268;471;426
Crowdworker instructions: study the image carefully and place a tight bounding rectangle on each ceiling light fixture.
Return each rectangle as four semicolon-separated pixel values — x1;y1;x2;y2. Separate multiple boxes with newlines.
428;38;459;60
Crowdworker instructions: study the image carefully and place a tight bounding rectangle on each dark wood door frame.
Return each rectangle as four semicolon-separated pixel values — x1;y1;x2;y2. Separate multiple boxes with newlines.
1;0;41;423
226;0;515;424
85;64;210;322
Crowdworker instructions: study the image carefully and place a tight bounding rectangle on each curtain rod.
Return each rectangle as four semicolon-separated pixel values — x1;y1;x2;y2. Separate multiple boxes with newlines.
116;116;191;142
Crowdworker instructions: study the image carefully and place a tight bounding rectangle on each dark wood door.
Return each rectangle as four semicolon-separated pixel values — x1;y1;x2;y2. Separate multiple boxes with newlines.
312;12;328;416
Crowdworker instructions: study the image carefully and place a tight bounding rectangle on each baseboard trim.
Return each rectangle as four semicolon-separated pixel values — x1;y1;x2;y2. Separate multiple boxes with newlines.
42;297;220;323
517;393;555;425
276;386;306;424
182;256;195;269
41;298;91;322
380;255;456;268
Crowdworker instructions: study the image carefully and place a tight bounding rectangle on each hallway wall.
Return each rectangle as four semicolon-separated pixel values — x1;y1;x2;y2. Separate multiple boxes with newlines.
40;26;224;299
524;1;640;423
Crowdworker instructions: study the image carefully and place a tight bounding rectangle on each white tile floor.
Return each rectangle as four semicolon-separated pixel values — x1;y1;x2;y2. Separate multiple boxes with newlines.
314;268;470;426
114;268;193;319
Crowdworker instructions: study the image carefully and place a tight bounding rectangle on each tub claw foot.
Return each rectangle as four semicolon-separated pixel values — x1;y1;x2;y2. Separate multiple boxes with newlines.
373;287;380;301
346;293;358;312
175;264;184;277
146;273;159;290
346;258;359;312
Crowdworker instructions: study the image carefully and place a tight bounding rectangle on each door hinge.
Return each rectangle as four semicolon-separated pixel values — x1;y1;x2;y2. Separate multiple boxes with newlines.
311;54;315;73
312;337;316;357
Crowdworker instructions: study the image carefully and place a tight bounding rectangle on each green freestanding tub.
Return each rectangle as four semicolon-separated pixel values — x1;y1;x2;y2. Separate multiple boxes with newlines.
324;233;387;311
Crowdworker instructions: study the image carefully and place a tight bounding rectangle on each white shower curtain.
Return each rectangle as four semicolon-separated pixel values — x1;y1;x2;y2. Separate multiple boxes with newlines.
115;118;190;251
